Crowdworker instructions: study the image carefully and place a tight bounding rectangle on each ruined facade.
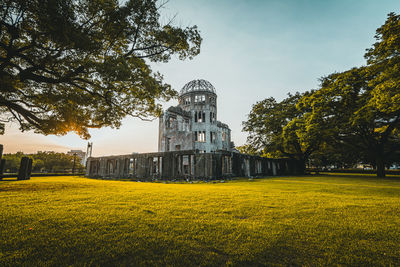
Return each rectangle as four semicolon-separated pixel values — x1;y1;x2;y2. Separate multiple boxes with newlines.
86;79;303;180
86;150;303;180
158;79;232;153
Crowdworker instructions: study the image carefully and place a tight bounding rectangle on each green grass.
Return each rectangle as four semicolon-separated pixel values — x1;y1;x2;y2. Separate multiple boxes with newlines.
1;174;400;266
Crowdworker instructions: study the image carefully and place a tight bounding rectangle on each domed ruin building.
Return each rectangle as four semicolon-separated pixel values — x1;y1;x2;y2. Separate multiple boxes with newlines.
86;79;303;180
158;79;232;153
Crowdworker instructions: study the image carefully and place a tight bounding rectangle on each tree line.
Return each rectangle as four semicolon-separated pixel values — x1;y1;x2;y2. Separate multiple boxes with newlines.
241;13;400;177
2;151;84;173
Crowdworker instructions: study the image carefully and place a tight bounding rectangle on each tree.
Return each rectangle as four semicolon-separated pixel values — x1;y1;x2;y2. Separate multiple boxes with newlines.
242;92;322;173
32;158;44;172
299;13;400;177
0;0;201;138
363;12;400;175
32;151;83;172
3;152;24;172
235;144;259;156
242;12;400;177
299;66;400;177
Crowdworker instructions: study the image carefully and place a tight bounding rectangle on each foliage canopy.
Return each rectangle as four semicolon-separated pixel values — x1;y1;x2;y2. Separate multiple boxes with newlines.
0;0;201;138
242;92;324;173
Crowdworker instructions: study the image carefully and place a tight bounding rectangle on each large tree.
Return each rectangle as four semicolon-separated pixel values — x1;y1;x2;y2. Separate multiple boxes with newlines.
242;92;322;173
242;12;400;177
298;13;400;177
0;0;201;138
300;66;400;177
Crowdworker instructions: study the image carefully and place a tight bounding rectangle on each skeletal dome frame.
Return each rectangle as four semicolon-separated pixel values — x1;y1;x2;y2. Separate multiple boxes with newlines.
180;79;216;95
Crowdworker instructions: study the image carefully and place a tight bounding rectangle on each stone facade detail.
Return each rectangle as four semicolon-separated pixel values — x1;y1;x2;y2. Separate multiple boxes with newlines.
158;79;231;153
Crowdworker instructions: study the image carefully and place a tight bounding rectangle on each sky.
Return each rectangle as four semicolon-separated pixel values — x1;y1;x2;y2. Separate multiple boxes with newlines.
2;0;400;156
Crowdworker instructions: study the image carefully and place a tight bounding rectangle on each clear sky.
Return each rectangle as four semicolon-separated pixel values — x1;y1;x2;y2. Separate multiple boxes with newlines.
2;0;400;156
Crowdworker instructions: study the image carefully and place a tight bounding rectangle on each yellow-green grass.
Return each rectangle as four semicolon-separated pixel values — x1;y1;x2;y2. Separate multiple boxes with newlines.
1;175;400;266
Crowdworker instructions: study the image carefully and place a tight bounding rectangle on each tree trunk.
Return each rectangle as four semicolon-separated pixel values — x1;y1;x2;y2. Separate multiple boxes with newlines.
376;157;386;178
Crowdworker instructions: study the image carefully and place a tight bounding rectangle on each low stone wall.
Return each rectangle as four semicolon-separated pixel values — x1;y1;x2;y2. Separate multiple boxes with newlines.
86;150;303;181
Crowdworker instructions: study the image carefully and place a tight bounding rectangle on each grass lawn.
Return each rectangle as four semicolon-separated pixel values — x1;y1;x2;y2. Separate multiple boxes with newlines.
1;174;400;266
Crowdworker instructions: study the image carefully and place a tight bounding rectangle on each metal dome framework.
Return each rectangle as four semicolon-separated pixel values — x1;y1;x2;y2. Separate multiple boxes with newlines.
180;79;216;95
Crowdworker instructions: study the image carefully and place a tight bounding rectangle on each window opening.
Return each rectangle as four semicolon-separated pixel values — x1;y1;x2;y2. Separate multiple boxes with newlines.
129;158;135;175
196;111;206;123
152;157;159;174
182;155;190;175
195;95;205;103
184;96;191;105
222;131;227;142
198;131;206;142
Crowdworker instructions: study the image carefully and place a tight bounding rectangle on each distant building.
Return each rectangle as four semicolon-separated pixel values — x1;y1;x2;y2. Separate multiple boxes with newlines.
67;150;86;165
158;79;232;153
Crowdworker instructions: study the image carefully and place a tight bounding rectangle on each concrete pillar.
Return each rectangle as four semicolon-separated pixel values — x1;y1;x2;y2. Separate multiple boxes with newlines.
159;156;162;176
244;159;250;177
26;158;32;179
18;157;32;180
0;144;4;180
0;159;5;179
272;161;277;176
85;159;91;176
